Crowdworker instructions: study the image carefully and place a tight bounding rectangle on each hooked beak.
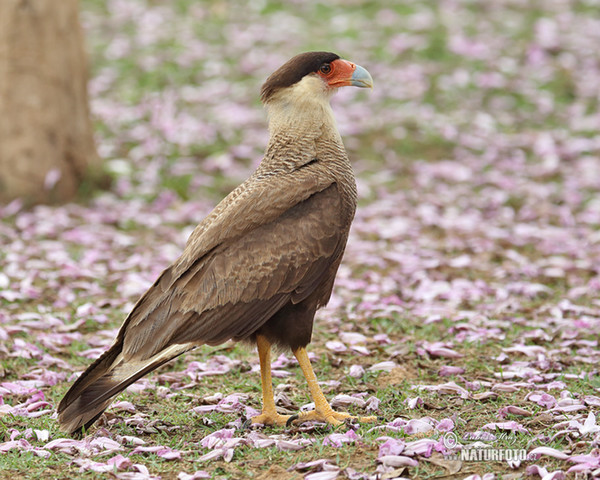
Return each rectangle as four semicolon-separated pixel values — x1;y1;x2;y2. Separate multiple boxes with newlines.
349;64;374;89
327;59;373;89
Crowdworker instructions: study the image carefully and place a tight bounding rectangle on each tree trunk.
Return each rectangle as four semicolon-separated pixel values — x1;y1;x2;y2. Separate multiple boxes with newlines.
0;0;100;204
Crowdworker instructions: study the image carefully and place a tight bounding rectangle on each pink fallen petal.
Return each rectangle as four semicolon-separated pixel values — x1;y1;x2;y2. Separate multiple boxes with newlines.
32;449;51;459
0;440;26;452
325;341;347;353
579;412;600;435
290;459;332;471
373;333;392;345
305;472;340;480
526;465;548;477
350;345;370;356
365;396;380;411
74;459;114;473
108;454;133;470
193;405;218;413
497;406;532;418
91;436;123;451
245;431;273;447
131;445;180;460
348;365;365;378
504;345;546;357
0;404;16;416
34;429;50;442
223;448;235;463
368;361;397;372
323;430;360;448
557;397;582;407
245;405;260;417
201;392;223;404
379;455;419;467
439;366;465;376
160;449;181;460
405;397;423;409
568;465;594;473
339;332;367;344
568;453;600;467
584;396;600;407
492;384;520;393
404;438;438;457
275;440;305;451
252;438;277;448
178;472;211;480
117;463;153;480
437;418;454;432
483;421;528;433
331;394;366;408
79;347;109;359
472;391;498;401
545;381;567;390
117;435;146;446
415;381;470;399
112;401;137;413
378;437;405;456
425;343;464;358
134;464;151;475
44;438;84;451
26;401;51;412
198;449;226;462
25;409;54;418
550;404;587;413
527;392;557;408
528;447;569;460
200;428;235;449
404;418;434;435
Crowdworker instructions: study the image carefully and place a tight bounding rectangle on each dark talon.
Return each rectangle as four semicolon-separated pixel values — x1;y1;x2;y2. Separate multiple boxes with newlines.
241;418;253;430
286;414;299;427
345;417;359;427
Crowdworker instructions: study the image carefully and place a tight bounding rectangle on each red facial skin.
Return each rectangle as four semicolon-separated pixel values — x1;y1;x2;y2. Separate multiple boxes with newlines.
316;59;357;88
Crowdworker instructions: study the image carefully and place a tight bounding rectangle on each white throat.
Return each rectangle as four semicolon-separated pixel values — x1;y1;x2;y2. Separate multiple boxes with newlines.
264;75;339;138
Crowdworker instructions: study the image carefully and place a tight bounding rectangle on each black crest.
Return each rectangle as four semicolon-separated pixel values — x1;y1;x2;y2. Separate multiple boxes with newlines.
261;51;340;103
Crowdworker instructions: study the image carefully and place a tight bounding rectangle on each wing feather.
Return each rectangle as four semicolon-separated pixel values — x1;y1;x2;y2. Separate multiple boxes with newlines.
118;182;347;361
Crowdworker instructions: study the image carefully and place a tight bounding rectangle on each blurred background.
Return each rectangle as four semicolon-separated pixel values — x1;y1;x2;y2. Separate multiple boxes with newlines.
1;0;599;351
79;0;599;204
1;2;600;477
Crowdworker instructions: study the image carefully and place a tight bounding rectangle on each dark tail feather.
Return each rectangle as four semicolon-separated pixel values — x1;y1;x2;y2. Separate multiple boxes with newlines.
57;342;192;436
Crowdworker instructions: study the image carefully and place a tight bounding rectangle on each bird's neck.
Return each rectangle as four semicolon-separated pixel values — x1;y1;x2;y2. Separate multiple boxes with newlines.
263;97;346;170
259;94;358;224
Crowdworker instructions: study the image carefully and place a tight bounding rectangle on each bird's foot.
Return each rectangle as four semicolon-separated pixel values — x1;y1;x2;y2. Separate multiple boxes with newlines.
246;410;291;428
286;408;377;427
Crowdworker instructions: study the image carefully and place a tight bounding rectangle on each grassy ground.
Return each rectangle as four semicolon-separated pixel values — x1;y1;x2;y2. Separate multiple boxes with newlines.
1;0;600;479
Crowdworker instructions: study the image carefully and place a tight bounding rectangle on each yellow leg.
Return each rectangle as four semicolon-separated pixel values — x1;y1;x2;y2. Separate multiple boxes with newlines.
289;346;377;426
249;335;290;426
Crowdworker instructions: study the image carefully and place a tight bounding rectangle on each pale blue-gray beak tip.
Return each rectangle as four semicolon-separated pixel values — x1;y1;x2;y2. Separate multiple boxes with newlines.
351;64;374;89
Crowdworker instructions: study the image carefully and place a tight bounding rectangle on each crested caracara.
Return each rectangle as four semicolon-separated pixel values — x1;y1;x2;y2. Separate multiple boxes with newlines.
58;51;374;435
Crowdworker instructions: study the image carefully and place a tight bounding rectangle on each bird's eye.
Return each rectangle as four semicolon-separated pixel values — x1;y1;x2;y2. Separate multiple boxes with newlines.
319;63;332;75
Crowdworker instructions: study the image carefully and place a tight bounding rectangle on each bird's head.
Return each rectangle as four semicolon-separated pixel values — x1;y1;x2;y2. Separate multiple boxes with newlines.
261;51;373;106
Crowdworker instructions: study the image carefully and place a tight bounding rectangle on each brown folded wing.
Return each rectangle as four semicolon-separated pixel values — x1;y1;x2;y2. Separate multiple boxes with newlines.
118;181;346;361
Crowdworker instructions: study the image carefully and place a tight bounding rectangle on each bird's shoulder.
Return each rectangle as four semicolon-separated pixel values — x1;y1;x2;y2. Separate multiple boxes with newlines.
173;168;337;279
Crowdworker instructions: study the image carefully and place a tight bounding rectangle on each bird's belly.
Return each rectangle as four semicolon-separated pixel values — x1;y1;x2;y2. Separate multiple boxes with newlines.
253;298;318;351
